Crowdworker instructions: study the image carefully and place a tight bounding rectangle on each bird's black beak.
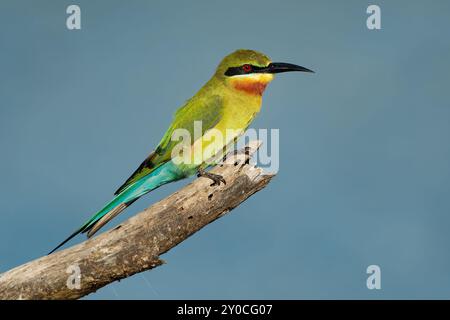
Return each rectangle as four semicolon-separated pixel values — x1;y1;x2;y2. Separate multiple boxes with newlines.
265;62;314;74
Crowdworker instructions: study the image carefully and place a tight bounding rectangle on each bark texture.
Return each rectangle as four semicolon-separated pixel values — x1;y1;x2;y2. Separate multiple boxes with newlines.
0;141;274;300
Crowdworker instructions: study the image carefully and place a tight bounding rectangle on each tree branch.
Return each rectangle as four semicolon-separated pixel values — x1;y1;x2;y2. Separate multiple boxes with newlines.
0;141;275;300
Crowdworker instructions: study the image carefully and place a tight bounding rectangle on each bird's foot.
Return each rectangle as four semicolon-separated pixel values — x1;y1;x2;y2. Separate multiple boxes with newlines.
240;146;251;167
234;147;251;169
223;147;251;166
197;169;226;186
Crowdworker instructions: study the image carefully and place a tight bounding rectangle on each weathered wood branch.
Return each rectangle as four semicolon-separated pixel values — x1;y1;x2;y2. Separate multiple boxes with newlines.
0;141;274;300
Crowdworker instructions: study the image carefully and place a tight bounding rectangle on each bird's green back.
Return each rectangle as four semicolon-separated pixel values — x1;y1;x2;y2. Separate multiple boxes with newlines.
115;83;224;194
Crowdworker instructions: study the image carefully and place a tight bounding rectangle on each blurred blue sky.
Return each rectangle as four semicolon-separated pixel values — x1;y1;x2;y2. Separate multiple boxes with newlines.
1;0;450;299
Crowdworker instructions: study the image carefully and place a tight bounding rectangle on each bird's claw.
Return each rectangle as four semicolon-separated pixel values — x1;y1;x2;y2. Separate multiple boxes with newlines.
209;174;226;186
198;171;226;186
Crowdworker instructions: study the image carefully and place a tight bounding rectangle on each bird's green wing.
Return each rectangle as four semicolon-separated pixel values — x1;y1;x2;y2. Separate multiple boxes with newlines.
114;95;223;195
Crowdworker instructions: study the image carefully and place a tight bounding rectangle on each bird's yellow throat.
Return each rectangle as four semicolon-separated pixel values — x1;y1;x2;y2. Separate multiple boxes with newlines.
228;73;274;96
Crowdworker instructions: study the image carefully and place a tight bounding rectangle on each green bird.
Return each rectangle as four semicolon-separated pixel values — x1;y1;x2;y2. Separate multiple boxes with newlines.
49;49;313;254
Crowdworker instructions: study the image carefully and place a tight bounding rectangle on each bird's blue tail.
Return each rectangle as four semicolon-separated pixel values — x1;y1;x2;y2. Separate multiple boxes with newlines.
49;161;184;254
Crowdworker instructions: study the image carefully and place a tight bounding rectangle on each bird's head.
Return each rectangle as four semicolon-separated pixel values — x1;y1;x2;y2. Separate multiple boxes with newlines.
215;49;313;96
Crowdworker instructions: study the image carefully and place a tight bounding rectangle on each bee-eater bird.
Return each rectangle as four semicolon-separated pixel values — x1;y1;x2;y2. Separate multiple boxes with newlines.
49;49;313;254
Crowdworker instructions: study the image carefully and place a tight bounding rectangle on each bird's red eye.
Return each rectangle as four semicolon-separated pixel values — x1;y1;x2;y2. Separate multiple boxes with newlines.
242;64;252;72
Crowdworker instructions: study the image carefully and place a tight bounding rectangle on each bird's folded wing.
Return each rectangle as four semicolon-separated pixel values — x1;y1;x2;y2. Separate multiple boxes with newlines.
114;95;224;195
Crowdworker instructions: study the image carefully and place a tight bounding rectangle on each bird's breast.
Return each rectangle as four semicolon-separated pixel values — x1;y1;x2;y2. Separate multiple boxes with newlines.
179;89;263;170
215;91;262;139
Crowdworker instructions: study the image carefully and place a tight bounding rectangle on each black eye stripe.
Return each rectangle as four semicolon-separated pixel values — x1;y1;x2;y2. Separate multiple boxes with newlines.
224;64;268;76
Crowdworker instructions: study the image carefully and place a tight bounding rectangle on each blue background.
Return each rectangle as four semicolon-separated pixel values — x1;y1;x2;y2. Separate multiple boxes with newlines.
1;0;450;299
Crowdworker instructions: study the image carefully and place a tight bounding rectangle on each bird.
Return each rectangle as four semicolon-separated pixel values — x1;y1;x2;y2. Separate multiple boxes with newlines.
49;49;313;254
